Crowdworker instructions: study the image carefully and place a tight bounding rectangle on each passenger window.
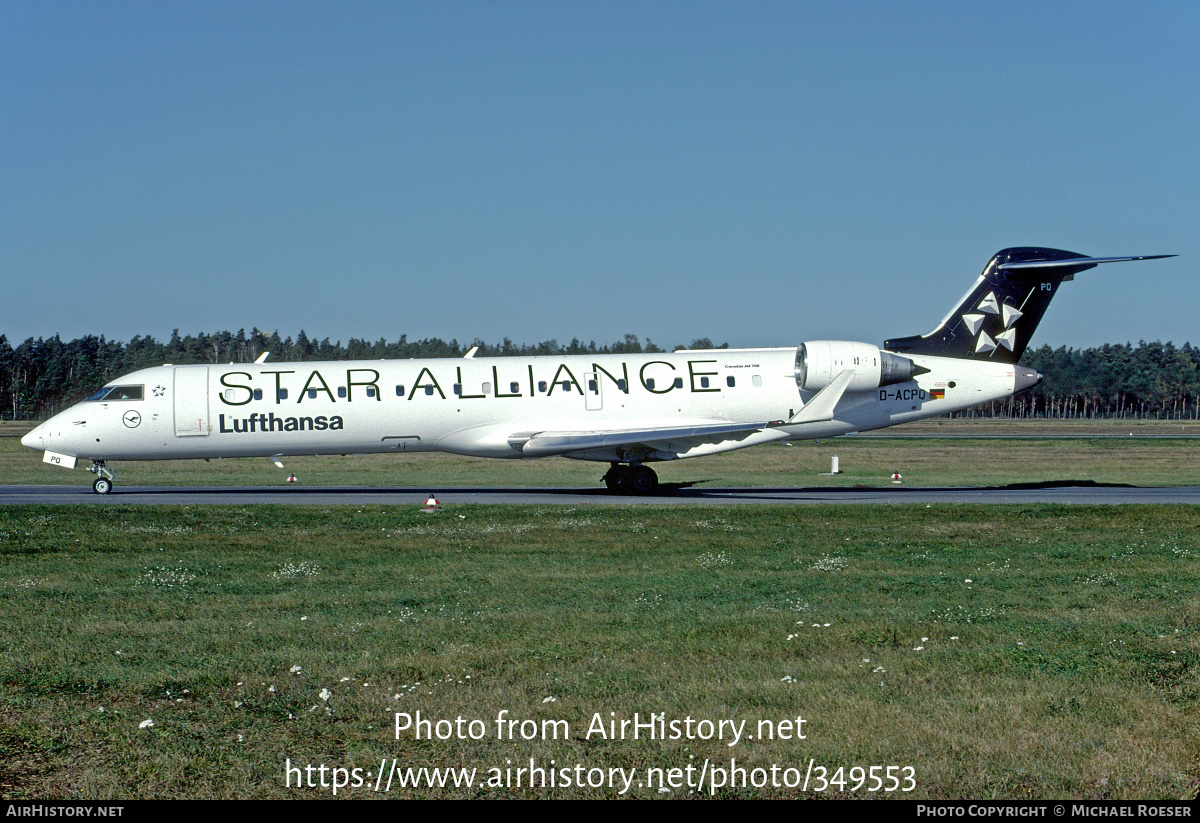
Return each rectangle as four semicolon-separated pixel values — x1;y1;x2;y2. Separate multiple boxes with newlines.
752;375;762;387
307;389;318;399
673;378;683;389
727;376;736;387
538;381;548;393
337;387;347;398
646;378;655;390
588;379;598;392
699;377;710;388
483;382;492;395
253;389;263;400
366;387;376;398
278;389;289;401
395;385;405;397
561;381;571;392
510;382;520;394
617;379;627;392
453;384;463;396
424;385;434;396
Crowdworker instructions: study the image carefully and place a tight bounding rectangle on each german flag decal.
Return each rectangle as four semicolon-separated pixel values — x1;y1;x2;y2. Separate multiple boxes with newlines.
930;388;946;400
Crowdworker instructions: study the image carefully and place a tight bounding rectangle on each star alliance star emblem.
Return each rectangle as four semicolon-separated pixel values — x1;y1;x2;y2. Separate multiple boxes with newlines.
153;385;166;397
963;291;1023;355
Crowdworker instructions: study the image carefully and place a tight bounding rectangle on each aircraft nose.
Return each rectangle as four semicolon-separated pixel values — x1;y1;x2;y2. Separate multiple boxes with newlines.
21;424;44;451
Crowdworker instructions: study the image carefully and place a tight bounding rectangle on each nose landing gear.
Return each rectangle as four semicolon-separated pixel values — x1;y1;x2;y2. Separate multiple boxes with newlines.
601;463;659;495
89;461;116;494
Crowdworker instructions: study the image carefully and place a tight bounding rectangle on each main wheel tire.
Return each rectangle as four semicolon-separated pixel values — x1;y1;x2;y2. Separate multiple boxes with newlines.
93;477;113;495
603;466;629;491
629;466;658;495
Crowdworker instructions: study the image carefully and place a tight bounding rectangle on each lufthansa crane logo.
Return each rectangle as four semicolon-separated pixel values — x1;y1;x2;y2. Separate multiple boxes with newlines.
122;410;142;428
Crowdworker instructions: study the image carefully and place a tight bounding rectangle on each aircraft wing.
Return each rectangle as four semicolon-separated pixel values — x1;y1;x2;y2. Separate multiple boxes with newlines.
508;420;786;458
508;369;854;458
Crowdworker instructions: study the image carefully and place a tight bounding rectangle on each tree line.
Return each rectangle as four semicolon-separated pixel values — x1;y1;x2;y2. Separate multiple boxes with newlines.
0;329;712;419
2;330;1196;421
961;341;1200;420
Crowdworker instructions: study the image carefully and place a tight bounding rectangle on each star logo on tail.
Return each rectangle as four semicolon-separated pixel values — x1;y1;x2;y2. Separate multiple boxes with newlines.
961;291;1023;355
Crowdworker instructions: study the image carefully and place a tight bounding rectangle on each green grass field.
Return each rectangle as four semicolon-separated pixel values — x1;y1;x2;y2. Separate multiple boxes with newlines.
2;504;1197;799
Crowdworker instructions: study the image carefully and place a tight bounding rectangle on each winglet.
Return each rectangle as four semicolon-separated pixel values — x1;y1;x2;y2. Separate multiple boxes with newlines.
788;369;853;424
464;346;479;359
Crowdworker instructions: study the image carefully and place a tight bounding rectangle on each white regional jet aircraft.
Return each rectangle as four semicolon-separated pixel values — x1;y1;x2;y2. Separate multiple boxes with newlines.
23;248;1171;495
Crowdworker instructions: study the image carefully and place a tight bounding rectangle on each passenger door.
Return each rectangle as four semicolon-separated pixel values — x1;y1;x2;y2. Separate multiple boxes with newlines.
173;367;210;436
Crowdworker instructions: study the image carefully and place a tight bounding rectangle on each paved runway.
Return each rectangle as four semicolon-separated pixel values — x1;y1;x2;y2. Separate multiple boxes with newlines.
3;483;1199;505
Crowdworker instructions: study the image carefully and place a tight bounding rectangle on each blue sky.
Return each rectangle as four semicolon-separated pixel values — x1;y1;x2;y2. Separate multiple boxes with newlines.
3;1;1195;352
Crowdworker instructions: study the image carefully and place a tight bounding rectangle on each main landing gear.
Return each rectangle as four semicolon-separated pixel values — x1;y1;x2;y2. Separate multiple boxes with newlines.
602;463;659;495
88;460;116;495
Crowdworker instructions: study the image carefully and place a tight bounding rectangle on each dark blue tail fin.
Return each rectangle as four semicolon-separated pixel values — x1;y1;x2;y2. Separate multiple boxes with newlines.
883;247;1173;364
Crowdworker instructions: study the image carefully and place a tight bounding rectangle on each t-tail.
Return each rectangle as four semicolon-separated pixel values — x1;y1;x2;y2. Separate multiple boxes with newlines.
884;247;1174;364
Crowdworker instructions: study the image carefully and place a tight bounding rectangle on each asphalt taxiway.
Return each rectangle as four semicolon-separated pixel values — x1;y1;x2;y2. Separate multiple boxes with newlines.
2;483;1199;505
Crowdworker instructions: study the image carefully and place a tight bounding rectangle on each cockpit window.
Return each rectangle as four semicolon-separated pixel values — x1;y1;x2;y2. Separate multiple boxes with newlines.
85;385;144;401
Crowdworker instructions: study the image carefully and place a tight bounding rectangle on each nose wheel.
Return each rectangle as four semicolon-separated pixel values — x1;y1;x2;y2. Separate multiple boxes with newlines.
602;463;659;495
88;461;116;494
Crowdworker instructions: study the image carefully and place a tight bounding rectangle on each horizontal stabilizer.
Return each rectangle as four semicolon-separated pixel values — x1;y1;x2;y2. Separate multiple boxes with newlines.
999;254;1175;272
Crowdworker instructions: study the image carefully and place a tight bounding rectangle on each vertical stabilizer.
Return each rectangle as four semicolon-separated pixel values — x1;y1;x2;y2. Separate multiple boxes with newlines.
883;247;1172;363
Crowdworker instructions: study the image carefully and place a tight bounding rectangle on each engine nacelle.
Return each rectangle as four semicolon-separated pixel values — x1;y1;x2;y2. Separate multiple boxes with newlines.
796;341;920;393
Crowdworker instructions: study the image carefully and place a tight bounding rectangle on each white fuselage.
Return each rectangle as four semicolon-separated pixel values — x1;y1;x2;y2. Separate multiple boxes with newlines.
23;346;1031;467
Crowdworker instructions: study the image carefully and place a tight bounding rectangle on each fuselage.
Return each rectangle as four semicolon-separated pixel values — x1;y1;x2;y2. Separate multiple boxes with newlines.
23;246;1169;494
22;346;1034;465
